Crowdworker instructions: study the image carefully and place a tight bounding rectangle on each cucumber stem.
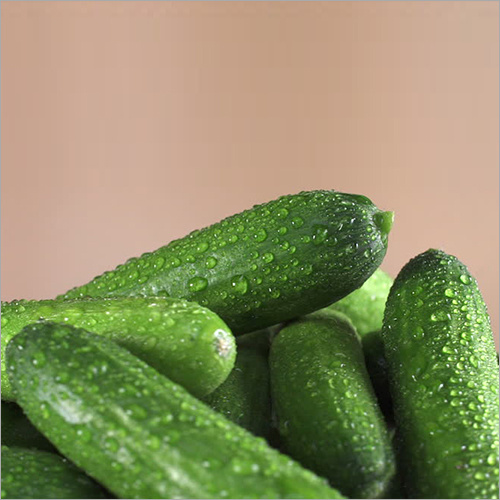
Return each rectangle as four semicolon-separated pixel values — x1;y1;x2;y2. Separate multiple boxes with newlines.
374;211;395;237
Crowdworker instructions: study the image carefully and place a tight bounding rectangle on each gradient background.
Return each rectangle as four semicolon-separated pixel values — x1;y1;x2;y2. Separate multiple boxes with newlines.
2;1;498;343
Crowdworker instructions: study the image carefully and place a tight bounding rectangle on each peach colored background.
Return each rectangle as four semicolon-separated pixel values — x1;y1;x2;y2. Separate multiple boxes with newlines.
1;2;498;343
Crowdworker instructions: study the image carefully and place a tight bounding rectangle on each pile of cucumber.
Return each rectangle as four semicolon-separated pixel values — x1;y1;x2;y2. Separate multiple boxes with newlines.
1;189;498;499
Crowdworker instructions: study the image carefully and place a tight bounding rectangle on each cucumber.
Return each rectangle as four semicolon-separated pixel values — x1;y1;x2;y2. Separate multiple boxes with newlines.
59;190;394;333
270;309;396;498
327;268;393;337
361;330;393;421
7;321;344;499
201;330;272;439
1;401;57;453
1;297;235;400
381;249;499;499
1;446;108;499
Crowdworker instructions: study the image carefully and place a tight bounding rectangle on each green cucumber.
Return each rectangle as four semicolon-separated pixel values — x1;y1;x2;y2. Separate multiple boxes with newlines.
327;268;393;337
1;446;108;499
361;330;393;421
1;401;57;453
202;330;272;439
1;297;235;400
382;249;499;499
59;190;394;333
270;309;396;498
7;321;344;499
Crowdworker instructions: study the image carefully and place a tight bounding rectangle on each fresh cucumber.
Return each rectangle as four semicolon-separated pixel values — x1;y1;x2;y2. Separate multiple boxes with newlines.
361;330;393;421
7;321;344;499
270;309;396;498
1;297;235;400
327;268;393;337
1;401;56;453
1;446;108;499
59;190;394;333
201;329;272;439
382;249;499;499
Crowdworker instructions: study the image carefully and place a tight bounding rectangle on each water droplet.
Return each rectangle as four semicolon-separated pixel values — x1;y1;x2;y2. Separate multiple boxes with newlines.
442;345;454;354
276;208;289;219
312;224;328;245
196;242;209;253
170;257;181;268
278;226;288;235
445;288;455;298
145;336;158;349
153;257;165;270
431;310;449;322
291;216;304;228
460;274;471;285
1;317;8;327
32;351;46;367
414;326;425;339
188;277;208;292
262;252;275;263
300;264;313;275
469;355;478;368
474;472;486;481
253;229;267;242
231;275;249;295
487;453;497;465
345;390;354;399
205;257;218;269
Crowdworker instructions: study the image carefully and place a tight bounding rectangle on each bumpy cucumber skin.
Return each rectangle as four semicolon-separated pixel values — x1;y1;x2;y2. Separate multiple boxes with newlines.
1;297;235;400
270;310;396;499
202;330;272;439
59;190;393;333
1;401;57;453
7;322;344;500
1;446;108;499
382;249;499;499
327;268;393;337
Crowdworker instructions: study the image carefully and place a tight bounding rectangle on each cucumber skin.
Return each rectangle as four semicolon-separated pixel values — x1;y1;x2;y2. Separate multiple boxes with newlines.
202;330;272;439
361;331;393;421
382;249;499;499
327;268;393;337
1;297;235;400
1;446;108;499
1;401;57;453
270;309;396;499
59;190;393;334
7;322;344;500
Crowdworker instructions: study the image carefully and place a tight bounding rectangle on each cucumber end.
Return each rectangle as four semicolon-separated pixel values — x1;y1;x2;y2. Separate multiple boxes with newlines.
374;211;395;237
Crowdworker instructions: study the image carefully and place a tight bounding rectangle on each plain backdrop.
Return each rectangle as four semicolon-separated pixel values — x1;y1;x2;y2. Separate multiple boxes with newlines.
1;1;498;344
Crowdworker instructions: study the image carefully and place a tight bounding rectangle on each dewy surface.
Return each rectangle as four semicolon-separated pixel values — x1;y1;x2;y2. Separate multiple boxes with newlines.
7;322;344;499
61;190;393;333
382;249;499;499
